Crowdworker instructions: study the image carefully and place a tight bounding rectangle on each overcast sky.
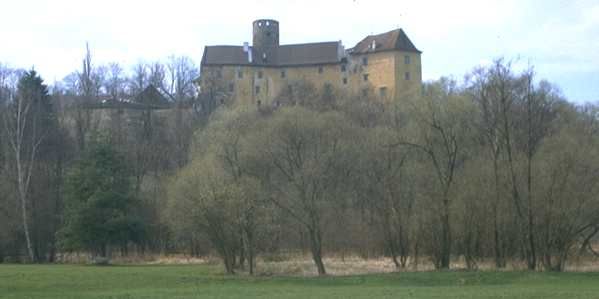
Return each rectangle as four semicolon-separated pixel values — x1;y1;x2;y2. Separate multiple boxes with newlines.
1;0;597;102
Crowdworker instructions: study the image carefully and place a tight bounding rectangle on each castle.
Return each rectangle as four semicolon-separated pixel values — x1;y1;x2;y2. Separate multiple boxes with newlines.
199;19;422;105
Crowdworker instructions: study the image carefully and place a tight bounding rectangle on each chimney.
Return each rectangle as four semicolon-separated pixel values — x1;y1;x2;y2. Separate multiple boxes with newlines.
243;42;252;63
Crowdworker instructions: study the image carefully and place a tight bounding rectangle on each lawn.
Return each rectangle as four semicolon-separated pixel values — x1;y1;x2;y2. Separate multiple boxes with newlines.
1;264;599;299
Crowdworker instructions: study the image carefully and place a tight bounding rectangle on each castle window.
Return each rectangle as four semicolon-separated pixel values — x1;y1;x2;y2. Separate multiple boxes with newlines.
255;86;261;94
229;83;234;92
281;70;286;78
342;78;348;85
237;71;243;79
379;87;387;97
318;66;324;74
363;74;369;81
362;57;368;66
404;55;411;65
258;71;263;79
405;72;410;80
362;89;369;96
341;64;346;72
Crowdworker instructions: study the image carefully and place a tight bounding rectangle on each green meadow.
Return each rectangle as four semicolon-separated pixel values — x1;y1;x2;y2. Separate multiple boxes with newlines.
2;264;599;299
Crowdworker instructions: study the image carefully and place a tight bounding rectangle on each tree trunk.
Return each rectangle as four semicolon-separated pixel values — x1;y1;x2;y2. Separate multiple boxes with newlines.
382;215;401;269
440;196;451;269
17;169;35;263
526;155;537;270
308;227;326;275
245;228;255;275
492;157;505;268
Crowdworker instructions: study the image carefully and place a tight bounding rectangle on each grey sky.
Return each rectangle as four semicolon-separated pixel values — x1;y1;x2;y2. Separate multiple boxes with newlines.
1;0;597;102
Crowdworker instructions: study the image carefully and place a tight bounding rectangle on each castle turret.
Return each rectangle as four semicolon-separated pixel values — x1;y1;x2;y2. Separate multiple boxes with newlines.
252;19;279;64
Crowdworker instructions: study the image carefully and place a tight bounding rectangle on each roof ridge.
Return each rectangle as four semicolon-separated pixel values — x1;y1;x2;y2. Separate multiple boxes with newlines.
279;41;340;47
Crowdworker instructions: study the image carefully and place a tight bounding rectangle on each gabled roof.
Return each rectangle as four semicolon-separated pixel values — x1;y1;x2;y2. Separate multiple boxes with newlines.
277;42;342;66
201;42;343;67
133;84;173;109
350;29;421;54
201;46;250;66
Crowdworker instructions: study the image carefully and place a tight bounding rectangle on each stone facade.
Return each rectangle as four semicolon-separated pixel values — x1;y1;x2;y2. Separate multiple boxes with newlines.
199;19;422;105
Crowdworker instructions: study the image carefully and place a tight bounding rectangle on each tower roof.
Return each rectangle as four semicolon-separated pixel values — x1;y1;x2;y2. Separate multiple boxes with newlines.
350;28;421;54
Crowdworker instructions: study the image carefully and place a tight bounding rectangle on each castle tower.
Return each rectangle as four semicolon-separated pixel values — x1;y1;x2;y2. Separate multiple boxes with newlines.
252;19;279;64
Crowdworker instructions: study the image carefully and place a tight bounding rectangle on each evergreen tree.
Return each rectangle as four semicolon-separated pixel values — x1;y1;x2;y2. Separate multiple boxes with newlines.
59;139;145;259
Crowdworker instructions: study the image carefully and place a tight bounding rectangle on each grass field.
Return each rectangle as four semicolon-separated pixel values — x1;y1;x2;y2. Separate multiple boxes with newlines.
2;264;599;299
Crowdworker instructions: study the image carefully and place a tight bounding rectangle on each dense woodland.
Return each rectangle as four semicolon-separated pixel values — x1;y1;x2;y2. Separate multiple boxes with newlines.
1;48;598;275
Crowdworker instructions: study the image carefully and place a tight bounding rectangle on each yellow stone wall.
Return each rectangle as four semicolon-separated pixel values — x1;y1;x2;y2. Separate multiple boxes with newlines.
200;51;421;105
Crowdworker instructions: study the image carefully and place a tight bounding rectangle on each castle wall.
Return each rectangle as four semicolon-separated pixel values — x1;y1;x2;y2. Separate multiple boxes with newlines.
200;51;422;105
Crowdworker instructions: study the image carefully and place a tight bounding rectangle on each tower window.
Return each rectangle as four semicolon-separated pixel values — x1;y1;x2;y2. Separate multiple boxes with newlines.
405;72;410;80
255;86;261;94
258;71;263;79
362;57;368;66
404;55;411;64
266;32;271;37
281;70;286;78
362;89;369;96
379;87;387;97
229;83;234;92
342;78;348;85
318;66;324;74
237;71;243;79
363;74;369;81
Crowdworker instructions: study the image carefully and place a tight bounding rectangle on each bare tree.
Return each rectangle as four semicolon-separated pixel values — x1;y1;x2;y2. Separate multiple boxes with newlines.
2;70;51;262
104;63;125;100
356;126;415;268
72;43;102;152
166;56;198;102
253;107;358;275
467;65;509;267
401;78;473;269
